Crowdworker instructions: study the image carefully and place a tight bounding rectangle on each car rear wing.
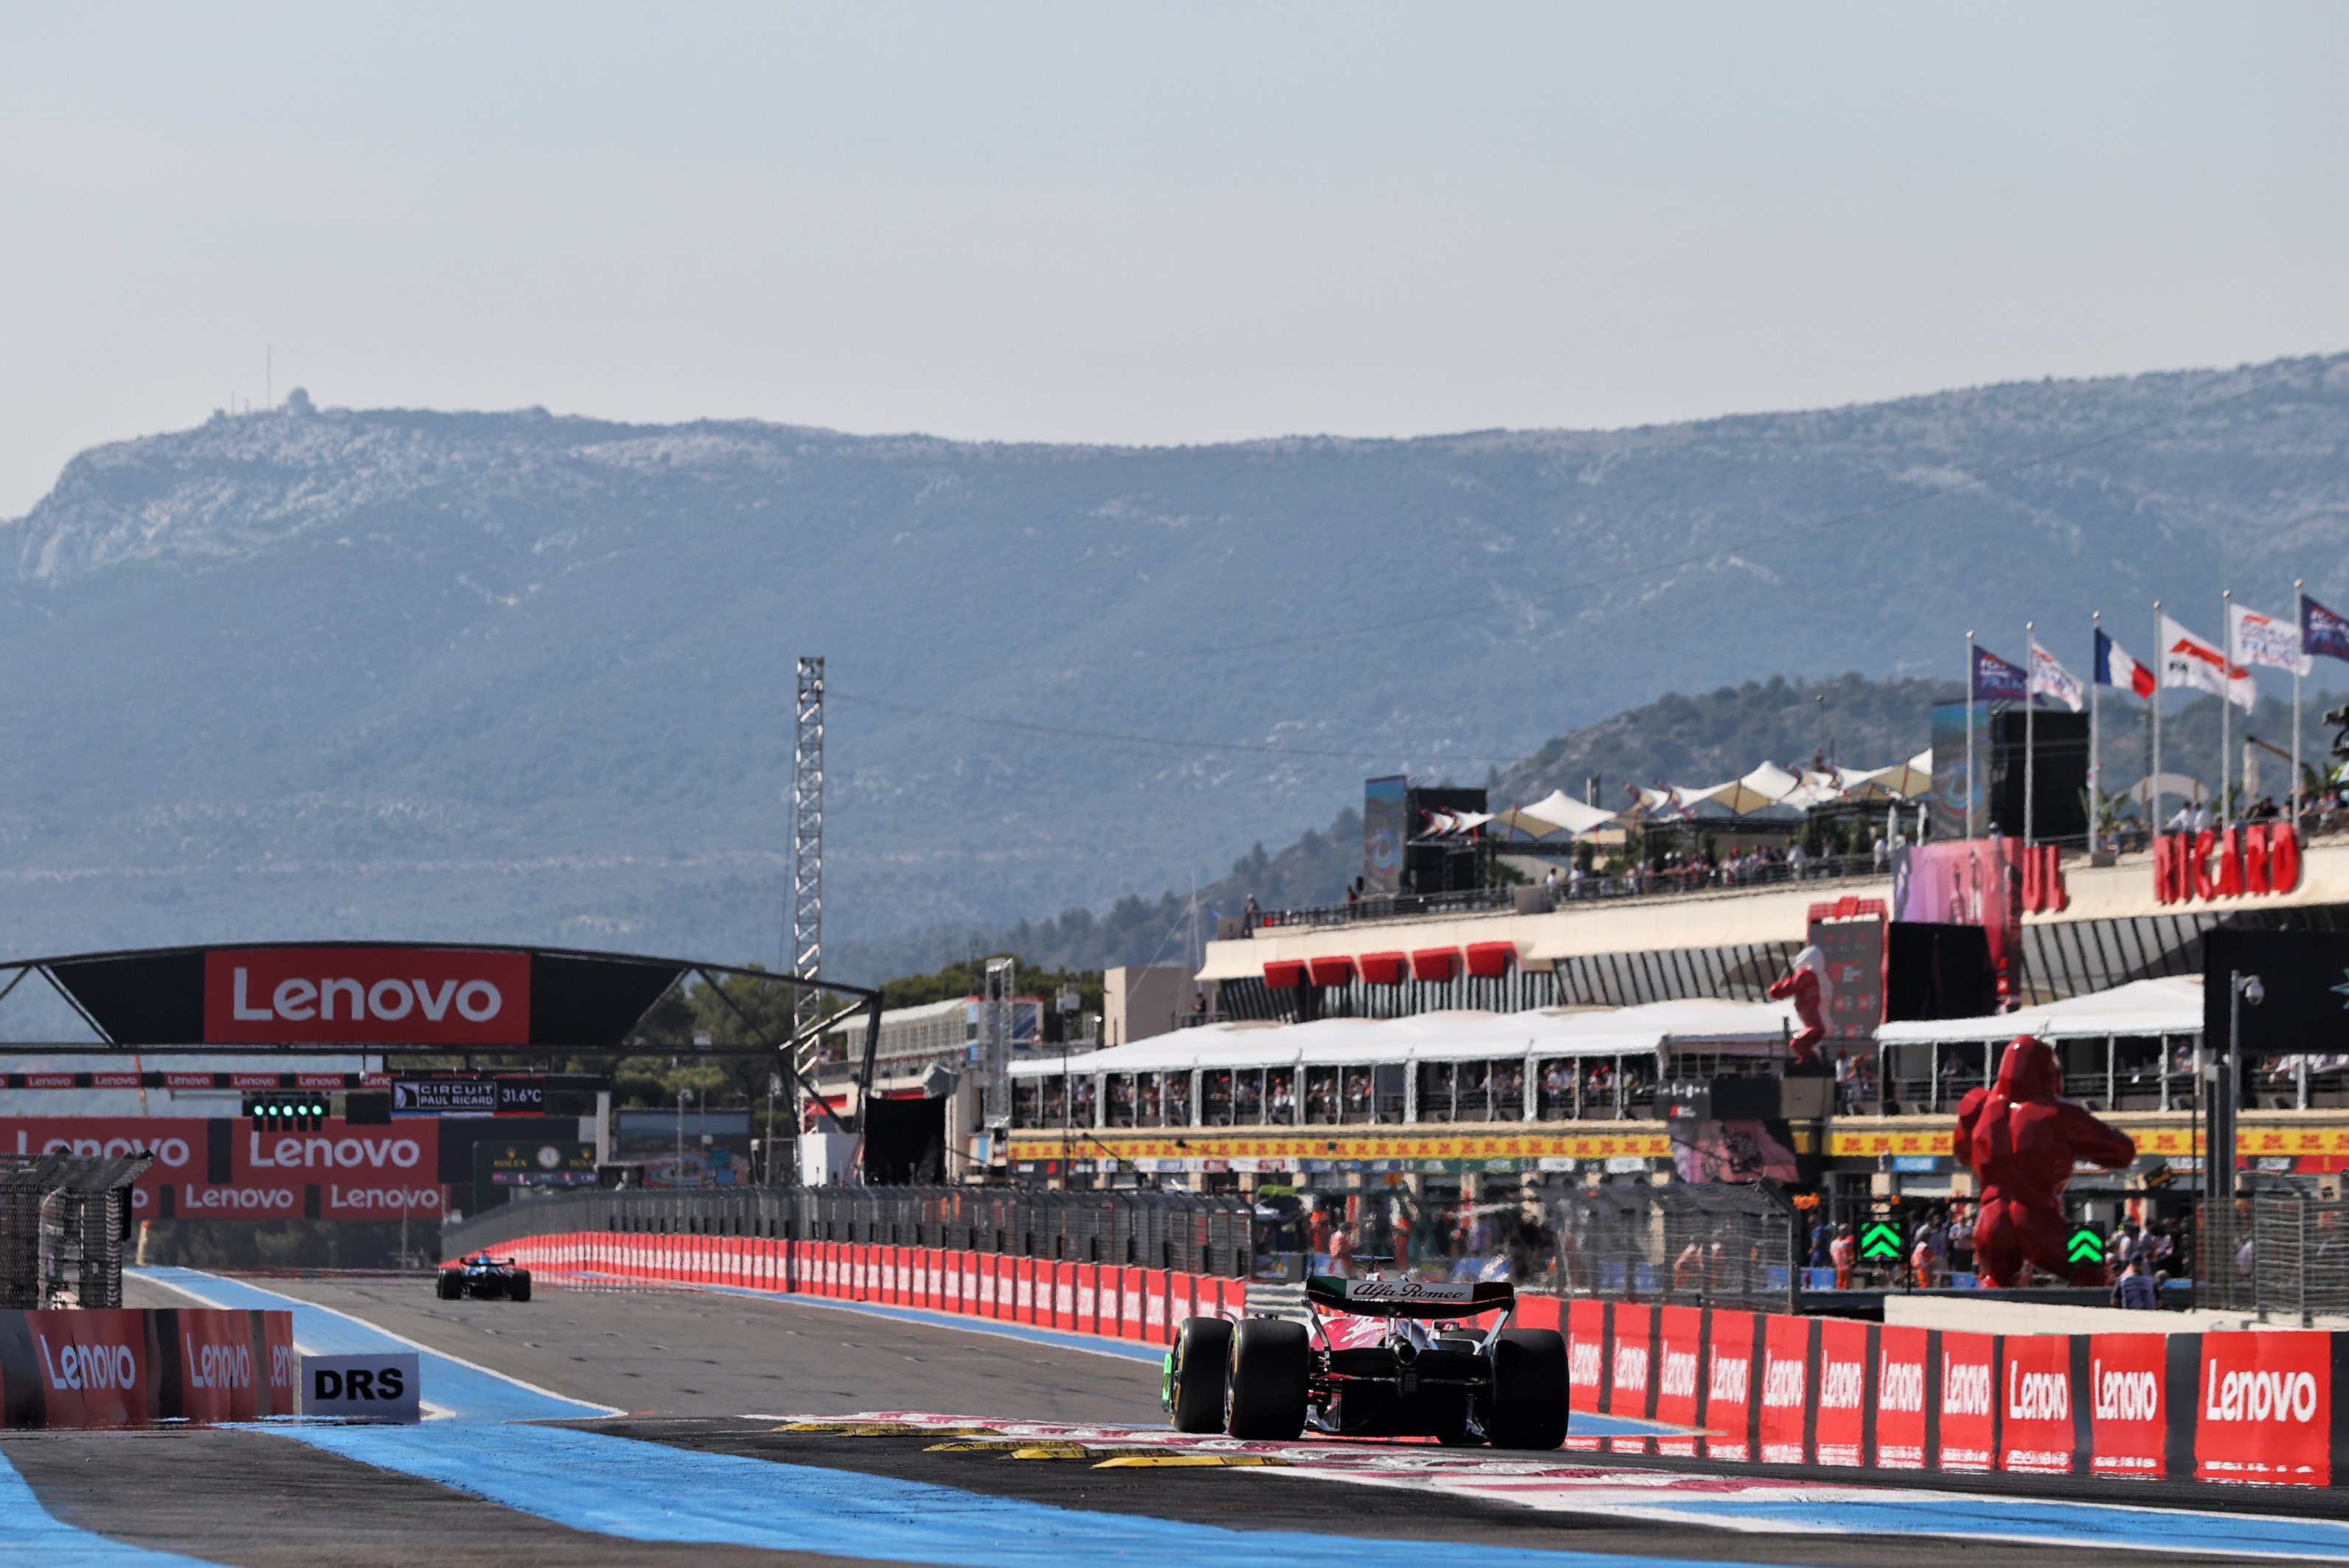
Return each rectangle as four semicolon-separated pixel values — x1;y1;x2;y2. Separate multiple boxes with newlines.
1303;1274;1514;1320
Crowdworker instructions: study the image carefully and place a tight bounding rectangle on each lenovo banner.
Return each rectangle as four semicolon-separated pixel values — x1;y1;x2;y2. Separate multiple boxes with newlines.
1703;1310;1758;1463
1;1117;443;1218
204;948;531;1046
1873;1324;1929;1468
1651;1305;1705;1453
1814;1318;1869;1467
2086;1332;2178;1479
1999;1333;2079;1474
2195;1330;2339;1485
1936;1331;1997;1472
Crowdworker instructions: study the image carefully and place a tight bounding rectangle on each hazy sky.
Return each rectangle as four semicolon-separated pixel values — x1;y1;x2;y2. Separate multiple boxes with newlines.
4;3;2345;515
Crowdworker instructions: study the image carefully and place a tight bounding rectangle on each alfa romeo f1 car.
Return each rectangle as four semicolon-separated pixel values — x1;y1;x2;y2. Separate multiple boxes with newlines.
435;1252;533;1302
1163;1274;1565;1446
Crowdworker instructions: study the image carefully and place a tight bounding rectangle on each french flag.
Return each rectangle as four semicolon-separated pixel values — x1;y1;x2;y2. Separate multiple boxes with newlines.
2095;627;2156;698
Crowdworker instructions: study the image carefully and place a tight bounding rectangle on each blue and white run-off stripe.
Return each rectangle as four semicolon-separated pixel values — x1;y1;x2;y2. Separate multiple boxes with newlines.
53;1268;2349;1567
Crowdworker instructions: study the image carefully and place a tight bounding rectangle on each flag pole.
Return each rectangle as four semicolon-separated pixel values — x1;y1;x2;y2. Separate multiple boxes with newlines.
1965;630;1977;839
2091;611;2102;850
2294;577;2305;832
2151;600;2164;836
2221;589;2234;834
2024;620;2037;850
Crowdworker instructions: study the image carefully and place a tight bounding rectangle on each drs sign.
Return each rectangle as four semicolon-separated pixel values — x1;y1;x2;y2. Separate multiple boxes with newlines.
205;948;530;1046
300;1353;420;1423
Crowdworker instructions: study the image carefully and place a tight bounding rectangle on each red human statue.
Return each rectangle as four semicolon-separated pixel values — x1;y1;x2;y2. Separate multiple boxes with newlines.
1951;1035;2136;1287
1765;946;1829;1066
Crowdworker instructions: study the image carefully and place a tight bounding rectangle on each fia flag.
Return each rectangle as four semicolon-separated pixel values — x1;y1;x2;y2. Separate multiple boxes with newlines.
2095;628;2157;698
2228;601;2311;674
1970;643;2029;701
2304;592;2349;665
2028;642;2084;712
2158;613;2255;711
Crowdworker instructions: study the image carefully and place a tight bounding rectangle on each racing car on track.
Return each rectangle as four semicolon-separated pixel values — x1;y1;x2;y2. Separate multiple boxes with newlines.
435;1252;533;1302
1164;1274;1565;1447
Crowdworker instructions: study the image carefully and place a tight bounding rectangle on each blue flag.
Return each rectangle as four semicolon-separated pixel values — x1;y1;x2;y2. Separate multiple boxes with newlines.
2303;592;2349;664
1971;643;2029;701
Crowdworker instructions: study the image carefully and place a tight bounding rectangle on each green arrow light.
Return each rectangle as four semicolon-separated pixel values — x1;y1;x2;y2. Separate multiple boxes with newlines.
1859;1222;1904;1260
2067;1227;2104;1263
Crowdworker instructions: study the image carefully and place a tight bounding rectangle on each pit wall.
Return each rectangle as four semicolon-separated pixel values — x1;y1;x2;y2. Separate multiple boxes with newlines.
496;1231;1248;1345
0;1308;296;1429
1552;1298;2349;1488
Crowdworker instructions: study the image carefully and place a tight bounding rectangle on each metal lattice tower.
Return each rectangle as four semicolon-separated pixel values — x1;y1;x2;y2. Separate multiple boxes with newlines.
790;658;825;1056
983;955;1016;1128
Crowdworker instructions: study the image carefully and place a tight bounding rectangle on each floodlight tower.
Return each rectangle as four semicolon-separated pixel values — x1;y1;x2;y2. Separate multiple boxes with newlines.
790;657;825;1125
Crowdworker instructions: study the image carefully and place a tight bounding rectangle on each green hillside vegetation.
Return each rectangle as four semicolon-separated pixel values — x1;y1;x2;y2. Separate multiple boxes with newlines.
1;356;2342;988
1491;673;1957;808
873;673;2348;979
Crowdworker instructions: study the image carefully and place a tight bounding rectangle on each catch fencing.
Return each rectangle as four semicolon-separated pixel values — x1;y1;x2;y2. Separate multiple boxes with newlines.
443;1184;1253;1278
2218;1177;2349;1325
1544;1182;1800;1315
0;1151;151;1309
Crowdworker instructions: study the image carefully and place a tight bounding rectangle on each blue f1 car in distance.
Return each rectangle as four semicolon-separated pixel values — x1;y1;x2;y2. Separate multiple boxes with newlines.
435;1251;533;1302
1162;1274;1565;1446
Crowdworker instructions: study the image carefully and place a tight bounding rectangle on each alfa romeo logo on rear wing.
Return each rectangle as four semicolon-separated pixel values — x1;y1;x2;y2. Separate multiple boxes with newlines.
1305;1274;1515;1318
1349;1280;1475;1302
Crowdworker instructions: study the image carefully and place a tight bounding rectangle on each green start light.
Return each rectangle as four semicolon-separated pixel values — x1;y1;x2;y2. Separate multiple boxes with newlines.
248;1097;330;1132
1858;1221;1905;1262
2067;1225;2106;1265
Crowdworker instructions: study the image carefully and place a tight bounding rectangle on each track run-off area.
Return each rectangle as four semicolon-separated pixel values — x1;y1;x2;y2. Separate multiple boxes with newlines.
1;1272;2346;1567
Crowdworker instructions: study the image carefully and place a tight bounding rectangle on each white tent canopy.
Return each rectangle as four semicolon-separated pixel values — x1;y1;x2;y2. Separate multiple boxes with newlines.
1009;996;1800;1079
1499;788;1617;838
1874;976;2204;1046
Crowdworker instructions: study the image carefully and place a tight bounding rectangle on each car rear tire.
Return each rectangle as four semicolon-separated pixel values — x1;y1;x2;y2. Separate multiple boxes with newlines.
510;1270;532;1303
435;1272;460;1300
1484;1327;1568;1449
1224;1317;1308;1440
1168;1317;1234;1433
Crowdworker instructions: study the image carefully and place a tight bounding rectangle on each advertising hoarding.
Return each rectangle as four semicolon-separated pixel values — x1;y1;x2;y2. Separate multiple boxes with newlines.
204;948;531;1046
1362;776;1408;897
1;1116;443;1218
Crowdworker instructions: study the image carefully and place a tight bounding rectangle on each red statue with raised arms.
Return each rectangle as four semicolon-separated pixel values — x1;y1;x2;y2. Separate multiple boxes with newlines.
1951;1034;2136;1286
1765;946;1829;1066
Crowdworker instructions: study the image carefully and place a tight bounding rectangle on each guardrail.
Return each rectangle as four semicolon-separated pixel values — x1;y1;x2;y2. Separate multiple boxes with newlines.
443;1184;1255;1277
485;1229;1249;1350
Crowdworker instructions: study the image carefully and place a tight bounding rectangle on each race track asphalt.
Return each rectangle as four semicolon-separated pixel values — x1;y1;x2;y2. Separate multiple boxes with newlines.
0;1270;2333;1568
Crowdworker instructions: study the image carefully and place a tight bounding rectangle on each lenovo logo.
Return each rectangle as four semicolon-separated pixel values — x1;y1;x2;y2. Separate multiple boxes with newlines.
249;1133;424;1170
1612;1344;1649;1393
1819;1357;1864;1411
1708;1350;1750;1405
205;948;530;1044
186;1336;252;1390
39;1336;136;1391
2006;1362;2069;1423
1659;1348;1699;1400
1761;1353;1806;1409
1942;1355;1992;1417
2204;1364;2320;1424
1878;1356;1925;1414
2092;1361;2159;1423
1569;1339;1603;1388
